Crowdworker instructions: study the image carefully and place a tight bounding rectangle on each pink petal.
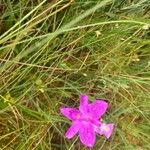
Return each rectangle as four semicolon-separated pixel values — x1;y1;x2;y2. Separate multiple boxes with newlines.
97;123;114;139
60;107;80;120
88;100;108;119
79;94;88;114
79;123;96;147
65;121;80;139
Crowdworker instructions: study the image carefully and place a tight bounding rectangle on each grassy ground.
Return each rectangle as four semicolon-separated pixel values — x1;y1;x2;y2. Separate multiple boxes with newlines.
0;0;150;149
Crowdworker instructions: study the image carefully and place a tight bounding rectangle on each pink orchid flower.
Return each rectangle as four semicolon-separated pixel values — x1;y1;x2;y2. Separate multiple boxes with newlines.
60;94;114;147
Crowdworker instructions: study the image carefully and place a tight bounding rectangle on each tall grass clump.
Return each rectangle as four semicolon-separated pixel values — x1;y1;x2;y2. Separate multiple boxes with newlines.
0;0;150;149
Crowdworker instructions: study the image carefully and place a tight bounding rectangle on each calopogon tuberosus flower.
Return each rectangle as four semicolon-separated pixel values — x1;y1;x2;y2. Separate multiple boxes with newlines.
60;94;114;147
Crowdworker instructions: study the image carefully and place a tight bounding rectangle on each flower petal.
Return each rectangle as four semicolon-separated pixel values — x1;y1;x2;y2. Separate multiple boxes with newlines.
65;121;80;139
97;123;114;139
79;94;88;114
60;107;80;120
79;123;96;147
88;100;108;119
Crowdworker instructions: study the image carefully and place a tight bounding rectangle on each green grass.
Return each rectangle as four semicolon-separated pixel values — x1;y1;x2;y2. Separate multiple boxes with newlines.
0;0;150;149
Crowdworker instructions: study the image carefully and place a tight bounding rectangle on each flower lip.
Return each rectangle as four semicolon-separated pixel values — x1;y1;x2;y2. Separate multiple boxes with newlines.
76;113;100;126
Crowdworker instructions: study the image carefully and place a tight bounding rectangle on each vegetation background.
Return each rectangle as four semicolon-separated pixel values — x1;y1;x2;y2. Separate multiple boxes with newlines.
0;0;150;149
